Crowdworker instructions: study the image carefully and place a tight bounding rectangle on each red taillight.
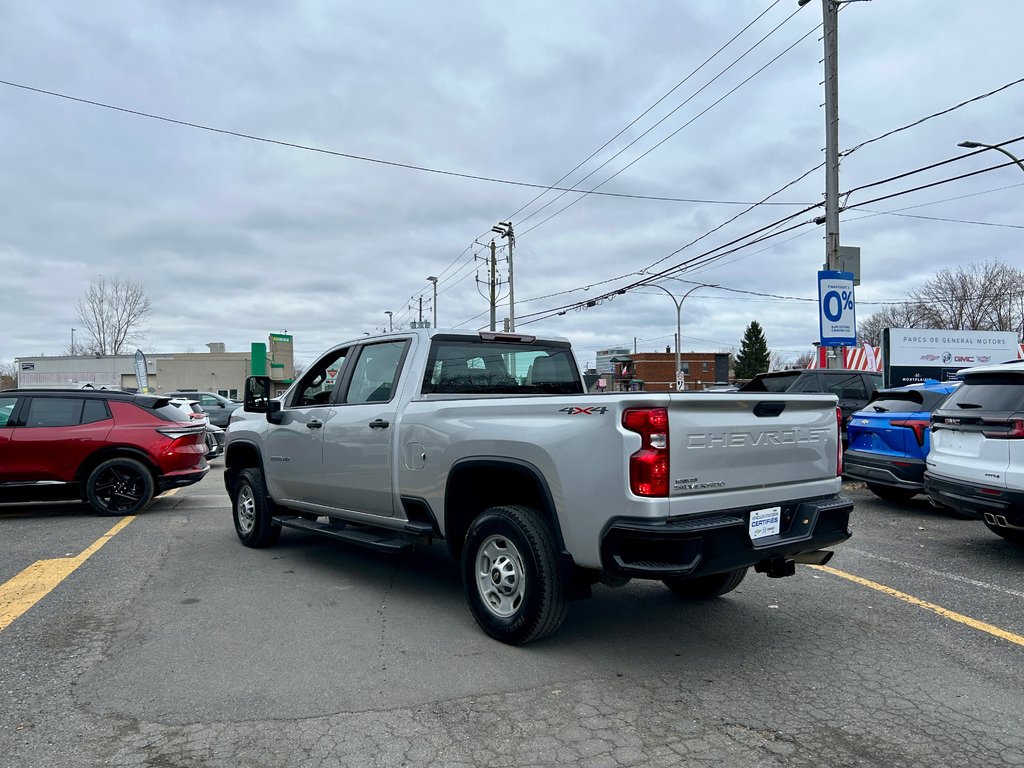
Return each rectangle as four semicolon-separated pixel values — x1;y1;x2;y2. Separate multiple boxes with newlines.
836;406;843;477
890;418;930;446
623;407;669;497
982;418;1024;439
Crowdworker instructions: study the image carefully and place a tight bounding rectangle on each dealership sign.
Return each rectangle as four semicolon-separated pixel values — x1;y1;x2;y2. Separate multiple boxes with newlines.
882;328;1020;387
818;270;857;347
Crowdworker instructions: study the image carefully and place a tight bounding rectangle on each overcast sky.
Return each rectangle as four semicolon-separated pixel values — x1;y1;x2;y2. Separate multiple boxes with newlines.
2;1;1022;370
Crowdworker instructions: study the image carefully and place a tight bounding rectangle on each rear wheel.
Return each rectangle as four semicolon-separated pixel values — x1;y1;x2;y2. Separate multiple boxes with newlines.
86;458;155;516
462;505;567;645
984;521;1024;545
867;483;918;503
662;567;747;599
232;468;281;548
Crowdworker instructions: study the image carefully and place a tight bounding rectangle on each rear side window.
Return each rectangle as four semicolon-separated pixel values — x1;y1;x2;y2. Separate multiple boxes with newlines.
82;399;112;424
944;375;1024;412
823;373;867;400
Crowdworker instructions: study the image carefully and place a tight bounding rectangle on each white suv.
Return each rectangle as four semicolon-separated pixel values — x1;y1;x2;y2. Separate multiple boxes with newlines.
924;359;1024;544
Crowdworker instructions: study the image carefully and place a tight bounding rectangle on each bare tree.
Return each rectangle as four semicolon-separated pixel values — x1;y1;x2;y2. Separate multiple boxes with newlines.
857;260;1024;346
910;260;1024;333
76;275;153;355
0;358;15;390
792;350;816;369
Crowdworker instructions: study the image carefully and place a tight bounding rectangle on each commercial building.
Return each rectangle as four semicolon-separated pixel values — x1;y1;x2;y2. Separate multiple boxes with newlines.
589;349;731;392
14;334;295;397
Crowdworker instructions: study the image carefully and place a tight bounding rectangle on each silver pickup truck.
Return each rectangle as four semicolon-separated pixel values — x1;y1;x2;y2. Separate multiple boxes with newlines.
224;329;852;644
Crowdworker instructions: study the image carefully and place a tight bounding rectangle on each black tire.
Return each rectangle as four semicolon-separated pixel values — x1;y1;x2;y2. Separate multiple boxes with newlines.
86;457;156;516
984;522;1024;545
232;467;281;548
867;483;919;503
461;505;567;645
662;567;747;599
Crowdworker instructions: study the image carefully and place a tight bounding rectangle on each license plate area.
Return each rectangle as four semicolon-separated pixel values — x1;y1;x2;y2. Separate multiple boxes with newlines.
749;506;781;540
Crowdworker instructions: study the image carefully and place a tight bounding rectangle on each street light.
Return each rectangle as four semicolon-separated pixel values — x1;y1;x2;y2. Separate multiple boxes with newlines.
646;283;717;391
385;310;393;332
427;276;438;329
958;140;1024;175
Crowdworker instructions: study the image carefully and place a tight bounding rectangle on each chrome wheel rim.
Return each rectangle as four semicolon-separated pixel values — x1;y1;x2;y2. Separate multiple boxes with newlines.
237;484;256;535
475;534;526;618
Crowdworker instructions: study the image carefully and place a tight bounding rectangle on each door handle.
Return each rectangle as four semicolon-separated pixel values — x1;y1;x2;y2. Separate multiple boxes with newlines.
369;418;390;429
306;420;323;429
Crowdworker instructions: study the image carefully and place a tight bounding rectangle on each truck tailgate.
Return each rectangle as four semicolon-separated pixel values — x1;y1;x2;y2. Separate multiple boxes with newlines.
667;394;838;495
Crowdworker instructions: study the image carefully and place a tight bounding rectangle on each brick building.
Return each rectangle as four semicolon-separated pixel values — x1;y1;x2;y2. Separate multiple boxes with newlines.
609;350;731;392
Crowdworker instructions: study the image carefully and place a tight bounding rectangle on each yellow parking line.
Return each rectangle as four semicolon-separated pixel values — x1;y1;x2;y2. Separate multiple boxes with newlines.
812;564;1024;648
0;516;135;632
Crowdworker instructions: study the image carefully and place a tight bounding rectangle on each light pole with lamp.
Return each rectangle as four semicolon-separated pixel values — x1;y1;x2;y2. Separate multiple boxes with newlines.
958;140;1024;175
427;276;438;328
385;310;393;332
646;283;717;391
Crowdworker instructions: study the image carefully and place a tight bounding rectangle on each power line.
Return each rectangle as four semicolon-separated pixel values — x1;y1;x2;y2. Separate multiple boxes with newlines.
513;3;807;230
518;18;823;238
842;76;1024;157
0;78;805;208
504;0;787;226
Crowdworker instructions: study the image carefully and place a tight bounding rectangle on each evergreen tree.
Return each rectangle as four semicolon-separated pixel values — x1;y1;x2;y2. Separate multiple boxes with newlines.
734;321;771;379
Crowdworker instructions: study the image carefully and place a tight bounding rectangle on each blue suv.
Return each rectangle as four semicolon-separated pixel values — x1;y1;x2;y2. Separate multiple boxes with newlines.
844;380;959;502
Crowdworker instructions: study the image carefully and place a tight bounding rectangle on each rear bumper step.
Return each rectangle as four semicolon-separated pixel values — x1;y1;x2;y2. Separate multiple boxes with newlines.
600;495;853;579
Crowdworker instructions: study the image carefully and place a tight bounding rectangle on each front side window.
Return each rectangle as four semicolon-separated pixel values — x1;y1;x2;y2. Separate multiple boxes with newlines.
293;347;350;406
25;397;84;427
0;396;19;427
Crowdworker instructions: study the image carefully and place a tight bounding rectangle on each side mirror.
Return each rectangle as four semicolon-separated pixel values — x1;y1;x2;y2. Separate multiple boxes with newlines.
244;376;272;412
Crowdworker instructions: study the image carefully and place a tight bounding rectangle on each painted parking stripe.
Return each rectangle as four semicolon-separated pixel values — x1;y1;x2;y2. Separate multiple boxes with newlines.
813;564;1024;648
0;516;135;632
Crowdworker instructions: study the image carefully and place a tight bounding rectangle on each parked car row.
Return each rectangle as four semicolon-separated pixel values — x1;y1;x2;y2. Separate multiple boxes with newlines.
843;360;1024;545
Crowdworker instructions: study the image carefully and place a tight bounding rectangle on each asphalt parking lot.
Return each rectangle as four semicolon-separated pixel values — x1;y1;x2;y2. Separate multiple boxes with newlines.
1;469;1022;768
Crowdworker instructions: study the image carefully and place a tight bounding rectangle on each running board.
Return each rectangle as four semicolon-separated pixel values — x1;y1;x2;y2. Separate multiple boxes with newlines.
273;515;413;553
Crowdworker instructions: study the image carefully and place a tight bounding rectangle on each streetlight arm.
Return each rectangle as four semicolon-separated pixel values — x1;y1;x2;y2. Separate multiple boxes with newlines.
958;140;1024;175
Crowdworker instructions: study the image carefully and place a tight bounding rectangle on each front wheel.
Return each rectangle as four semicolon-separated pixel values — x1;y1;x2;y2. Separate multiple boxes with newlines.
86;457;155;516
662;567;747;599
462;505;567;645
232;467;281;548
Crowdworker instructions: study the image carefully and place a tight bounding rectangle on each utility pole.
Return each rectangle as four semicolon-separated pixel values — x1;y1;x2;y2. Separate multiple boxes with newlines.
802;0;843;368
489;239;498;331
491;221;514;330
418;296;424;326
823;0;842;369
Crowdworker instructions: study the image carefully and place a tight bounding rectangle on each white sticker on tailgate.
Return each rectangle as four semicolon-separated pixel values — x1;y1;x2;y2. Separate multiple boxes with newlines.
749;506;781;540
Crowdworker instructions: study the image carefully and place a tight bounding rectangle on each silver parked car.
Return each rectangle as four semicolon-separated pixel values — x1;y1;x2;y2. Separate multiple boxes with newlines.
165;390;242;427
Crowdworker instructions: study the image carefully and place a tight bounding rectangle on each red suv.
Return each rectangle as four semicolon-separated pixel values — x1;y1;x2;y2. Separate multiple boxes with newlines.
0;389;209;515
